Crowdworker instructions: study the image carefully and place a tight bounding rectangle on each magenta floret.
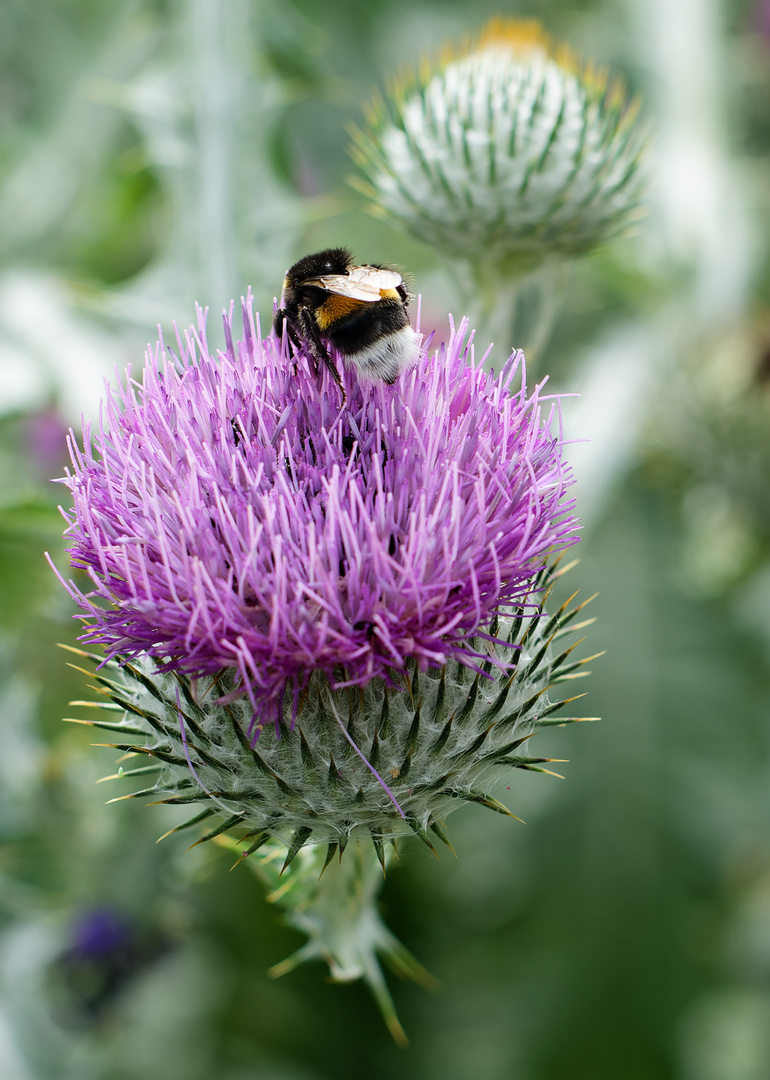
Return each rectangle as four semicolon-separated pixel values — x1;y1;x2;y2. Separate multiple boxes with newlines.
55;295;578;721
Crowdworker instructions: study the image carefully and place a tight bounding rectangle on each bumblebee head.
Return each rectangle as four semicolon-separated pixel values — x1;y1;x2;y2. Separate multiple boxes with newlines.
284;248;353;288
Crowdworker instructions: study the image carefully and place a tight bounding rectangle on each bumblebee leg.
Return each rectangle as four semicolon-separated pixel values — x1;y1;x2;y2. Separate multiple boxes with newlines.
274;308;303;353
296;307;346;403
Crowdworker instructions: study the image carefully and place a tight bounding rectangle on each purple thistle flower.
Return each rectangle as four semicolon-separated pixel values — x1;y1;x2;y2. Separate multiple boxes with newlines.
54;296;578;725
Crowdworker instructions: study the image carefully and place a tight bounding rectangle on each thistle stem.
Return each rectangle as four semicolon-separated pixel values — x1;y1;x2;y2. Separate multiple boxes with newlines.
246;838;434;1044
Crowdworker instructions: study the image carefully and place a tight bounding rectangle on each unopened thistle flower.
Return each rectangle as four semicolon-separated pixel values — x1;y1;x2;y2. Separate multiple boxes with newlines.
53;295;595;1039
351;18;646;277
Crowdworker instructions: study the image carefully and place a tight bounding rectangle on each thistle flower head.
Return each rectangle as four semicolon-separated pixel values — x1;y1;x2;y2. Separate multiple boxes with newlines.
56;297;578;726
56;294;593;1037
351;17;646;275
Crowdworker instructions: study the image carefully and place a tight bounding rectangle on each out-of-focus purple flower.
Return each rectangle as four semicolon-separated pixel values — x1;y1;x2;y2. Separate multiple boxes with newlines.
54;297;578;722
25;407;69;477
756;0;770;43
70;909;131;956
49;908;168;1028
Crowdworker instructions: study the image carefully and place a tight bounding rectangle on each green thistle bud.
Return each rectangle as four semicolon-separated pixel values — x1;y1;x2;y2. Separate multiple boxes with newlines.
351;18;646;277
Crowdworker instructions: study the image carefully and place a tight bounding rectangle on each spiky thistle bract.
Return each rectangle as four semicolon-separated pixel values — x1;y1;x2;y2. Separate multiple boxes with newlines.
63;558;597;859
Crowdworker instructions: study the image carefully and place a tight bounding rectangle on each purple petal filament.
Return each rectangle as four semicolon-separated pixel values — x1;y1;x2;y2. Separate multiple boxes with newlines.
56;296;578;721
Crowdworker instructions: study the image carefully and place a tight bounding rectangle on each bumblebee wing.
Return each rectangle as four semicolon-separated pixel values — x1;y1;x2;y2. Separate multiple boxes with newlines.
307;266;404;302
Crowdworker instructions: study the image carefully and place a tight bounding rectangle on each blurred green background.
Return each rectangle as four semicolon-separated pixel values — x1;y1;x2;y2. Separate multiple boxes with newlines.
2;1;770;1077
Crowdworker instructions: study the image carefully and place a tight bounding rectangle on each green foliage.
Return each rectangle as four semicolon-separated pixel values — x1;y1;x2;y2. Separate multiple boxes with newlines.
1;1;770;1077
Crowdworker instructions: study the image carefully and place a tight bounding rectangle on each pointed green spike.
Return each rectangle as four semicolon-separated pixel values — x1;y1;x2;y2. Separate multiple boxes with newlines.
456;672;481;723
157;793;211;805
450;725;493;764
268;942;322;981
455;656;472;685
535;715;600;727
552;615;597;640
441;788;525;822
553;651;606;678
90;741;149;755
188;740;233;773
410;771;457;796
298;726;315;767
328;753;343;786
403;702;421;756
499;754;559;768
515;630;557;683
539;589;581;641
360;952;409;1049
108;698;168;736
57;642;110;665
484;732;535;762
338;829;350;860
231;832;271;869
398;746;413;780
405;816;439;857
120;660;169;704
379;688;392;739
320;842;338;878
281;827;313;874
514;763;566;778
188;813;244;849
368;728;381;768
429;819;456;855
496;686;549;730
378;928;440;992
63;717;148;737
370;832;387;875
143;745;190;767
506;608;525;646
551;592;598;635
98;741;186;767
548;637;585;674
551;555;579;581
174;675;210;726
431;709;455;753
536;693;589;721
156;808;217;842
105;785;159;803
346;691;356;737
410;664;420;705
69;699;123;712
227;717;296;793
172;705;212;749
97;764;161;784
480;673;515;723
431;669;446;726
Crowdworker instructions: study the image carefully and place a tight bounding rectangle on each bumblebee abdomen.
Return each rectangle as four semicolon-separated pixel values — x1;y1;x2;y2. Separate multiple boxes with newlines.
327;299;410;353
341;324;420;383
315;294;366;331
324;299;417;381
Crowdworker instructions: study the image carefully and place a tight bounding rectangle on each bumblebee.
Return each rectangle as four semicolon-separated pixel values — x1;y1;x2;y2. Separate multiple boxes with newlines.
273;248;420;391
